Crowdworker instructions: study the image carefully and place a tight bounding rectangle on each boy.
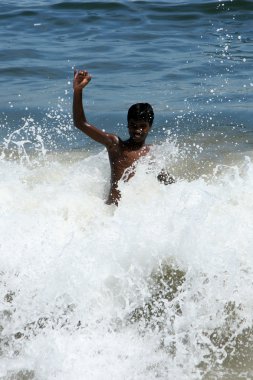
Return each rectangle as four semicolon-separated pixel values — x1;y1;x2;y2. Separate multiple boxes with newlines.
73;69;173;205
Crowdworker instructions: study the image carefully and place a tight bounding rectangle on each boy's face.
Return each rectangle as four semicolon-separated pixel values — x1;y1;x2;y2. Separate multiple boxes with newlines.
128;119;151;143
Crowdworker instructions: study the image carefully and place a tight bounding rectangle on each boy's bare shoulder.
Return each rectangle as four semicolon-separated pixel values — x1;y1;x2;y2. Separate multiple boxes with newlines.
106;135;122;153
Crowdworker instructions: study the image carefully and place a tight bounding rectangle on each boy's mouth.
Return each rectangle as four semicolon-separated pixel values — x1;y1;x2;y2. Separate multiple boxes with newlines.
133;131;142;138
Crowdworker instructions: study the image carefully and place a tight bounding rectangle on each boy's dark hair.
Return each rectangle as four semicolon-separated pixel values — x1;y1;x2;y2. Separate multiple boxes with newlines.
127;103;154;126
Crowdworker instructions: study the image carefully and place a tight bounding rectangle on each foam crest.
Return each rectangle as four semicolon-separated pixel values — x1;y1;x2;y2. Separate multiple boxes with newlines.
1;144;253;378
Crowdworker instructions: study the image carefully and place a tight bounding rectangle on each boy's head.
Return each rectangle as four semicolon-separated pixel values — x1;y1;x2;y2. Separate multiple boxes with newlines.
127;103;154;126
127;103;154;143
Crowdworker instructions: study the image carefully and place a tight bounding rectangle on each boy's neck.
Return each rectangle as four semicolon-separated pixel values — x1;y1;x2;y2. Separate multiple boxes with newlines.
126;138;146;149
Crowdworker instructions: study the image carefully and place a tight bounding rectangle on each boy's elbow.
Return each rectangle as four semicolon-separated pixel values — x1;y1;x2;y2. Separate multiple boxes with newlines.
73;118;88;132
73;118;81;130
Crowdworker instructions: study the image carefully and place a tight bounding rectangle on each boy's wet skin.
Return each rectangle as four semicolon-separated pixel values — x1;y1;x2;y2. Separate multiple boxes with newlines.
73;69;174;205
107;132;151;205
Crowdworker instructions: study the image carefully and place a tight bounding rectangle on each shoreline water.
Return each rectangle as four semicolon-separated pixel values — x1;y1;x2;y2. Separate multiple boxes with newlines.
1;146;253;379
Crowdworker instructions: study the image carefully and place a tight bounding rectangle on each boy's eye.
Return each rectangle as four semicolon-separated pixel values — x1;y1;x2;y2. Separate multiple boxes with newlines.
130;124;145;129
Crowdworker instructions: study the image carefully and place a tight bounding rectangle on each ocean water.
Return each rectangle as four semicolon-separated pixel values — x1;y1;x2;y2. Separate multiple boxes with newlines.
0;0;253;379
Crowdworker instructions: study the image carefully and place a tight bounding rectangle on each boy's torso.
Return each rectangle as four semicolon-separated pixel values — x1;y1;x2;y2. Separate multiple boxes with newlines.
106;137;150;204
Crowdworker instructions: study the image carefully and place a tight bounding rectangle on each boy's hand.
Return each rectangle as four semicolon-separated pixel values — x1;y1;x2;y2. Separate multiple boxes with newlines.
157;170;175;185
73;69;92;91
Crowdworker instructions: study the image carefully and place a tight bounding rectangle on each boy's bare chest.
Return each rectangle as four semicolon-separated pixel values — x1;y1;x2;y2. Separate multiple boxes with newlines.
111;146;149;165
108;145;150;179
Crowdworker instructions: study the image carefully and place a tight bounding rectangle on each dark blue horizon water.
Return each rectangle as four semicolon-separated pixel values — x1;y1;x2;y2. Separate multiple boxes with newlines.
0;0;252;152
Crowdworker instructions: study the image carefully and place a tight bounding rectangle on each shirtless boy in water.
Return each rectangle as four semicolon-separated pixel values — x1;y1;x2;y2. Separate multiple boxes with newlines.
73;69;173;205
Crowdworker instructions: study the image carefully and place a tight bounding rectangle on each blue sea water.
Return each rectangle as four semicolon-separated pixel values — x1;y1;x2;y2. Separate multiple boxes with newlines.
0;1;253;379
1;0;252;151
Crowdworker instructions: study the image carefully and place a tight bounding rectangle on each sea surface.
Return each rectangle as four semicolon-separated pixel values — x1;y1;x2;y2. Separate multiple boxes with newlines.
0;0;253;379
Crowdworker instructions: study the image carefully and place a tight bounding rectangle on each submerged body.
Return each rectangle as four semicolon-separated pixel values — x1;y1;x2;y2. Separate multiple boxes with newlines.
73;69;155;205
73;69;174;204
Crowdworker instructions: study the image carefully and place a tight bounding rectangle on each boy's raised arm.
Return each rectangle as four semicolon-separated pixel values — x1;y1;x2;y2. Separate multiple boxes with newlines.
73;70;118;148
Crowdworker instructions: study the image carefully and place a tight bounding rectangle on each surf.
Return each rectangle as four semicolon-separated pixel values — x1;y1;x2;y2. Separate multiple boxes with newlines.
1;134;253;378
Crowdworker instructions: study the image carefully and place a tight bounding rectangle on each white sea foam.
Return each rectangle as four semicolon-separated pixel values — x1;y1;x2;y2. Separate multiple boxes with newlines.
1;142;253;379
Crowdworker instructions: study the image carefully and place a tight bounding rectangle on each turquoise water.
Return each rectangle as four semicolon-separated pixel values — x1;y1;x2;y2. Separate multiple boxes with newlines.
0;1;253;379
